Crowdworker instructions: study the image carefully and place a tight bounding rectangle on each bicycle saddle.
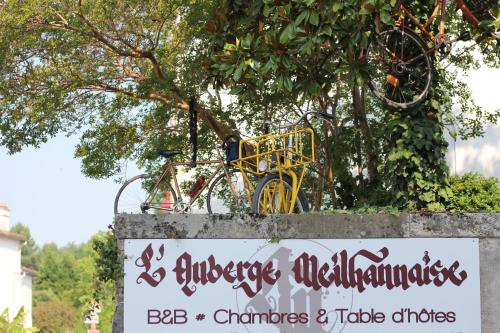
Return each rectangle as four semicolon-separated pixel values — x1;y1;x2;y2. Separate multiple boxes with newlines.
157;150;182;159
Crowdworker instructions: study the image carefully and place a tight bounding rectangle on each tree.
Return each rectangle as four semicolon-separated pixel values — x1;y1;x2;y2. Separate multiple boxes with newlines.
13;224;115;333
0;0;232;179
35;244;80;303
206;0;499;209
11;223;40;269
1;0;498;209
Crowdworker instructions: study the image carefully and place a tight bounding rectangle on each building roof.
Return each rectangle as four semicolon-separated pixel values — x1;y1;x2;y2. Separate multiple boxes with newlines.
22;266;38;277
0;229;26;242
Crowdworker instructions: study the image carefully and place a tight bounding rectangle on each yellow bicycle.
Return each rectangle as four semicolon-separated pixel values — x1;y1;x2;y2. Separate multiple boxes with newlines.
231;111;334;214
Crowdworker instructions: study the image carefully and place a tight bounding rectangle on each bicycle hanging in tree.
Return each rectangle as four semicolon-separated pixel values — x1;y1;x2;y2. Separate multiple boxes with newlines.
364;0;499;109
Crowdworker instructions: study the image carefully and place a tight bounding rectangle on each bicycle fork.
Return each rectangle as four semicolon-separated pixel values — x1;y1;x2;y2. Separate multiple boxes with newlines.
278;133;307;213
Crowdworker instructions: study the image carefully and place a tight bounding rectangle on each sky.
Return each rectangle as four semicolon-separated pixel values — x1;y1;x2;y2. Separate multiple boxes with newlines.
0;135;129;246
0;67;499;247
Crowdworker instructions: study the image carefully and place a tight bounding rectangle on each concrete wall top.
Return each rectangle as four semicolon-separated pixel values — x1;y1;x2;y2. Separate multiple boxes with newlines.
114;213;500;240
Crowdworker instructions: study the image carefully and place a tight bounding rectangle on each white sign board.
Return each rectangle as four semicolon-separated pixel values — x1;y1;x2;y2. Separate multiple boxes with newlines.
124;239;480;333
83;316;99;325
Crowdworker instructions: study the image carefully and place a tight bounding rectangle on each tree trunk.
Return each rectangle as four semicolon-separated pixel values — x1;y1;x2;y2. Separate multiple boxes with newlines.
177;100;233;142
352;86;379;187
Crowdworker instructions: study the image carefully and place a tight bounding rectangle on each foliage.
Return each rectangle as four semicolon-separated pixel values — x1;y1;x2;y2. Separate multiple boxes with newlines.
0;307;38;333
13;225;115;333
349;204;401;215
382;83;452;210
208;0;396;99
10;223;39;269
35;244;80;303
0;0;498;211
0;0;228;178
206;0;498;209
446;173;500;212
32;301;76;333
92;230;120;288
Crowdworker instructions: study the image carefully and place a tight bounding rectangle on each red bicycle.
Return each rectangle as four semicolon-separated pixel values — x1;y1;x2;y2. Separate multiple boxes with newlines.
365;0;499;109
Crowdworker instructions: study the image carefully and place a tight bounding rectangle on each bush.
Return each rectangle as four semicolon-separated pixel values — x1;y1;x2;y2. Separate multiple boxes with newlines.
33;300;76;333
447;173;500;212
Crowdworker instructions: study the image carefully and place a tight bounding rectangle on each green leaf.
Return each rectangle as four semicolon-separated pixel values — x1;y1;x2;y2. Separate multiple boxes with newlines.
224;43;238;51
379;11;393;25
319;25;332;36
419;191;436;203
229;86;245;95
430;99;441;111
355;74;364;86
279;23;294;44
233;62;246;81
241;34;253;49
309;10;319;26
295;10;309;26
332;3;343;12
299;39;314;54
284;76;293;92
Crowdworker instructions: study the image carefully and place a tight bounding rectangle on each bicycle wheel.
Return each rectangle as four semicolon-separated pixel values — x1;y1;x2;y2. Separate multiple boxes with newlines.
207;170;254;214
114;173;177;214
252;173;309;214
366;28;433;109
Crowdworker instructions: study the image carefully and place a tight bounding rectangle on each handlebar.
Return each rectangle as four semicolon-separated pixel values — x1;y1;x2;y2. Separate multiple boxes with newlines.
264;111;334;130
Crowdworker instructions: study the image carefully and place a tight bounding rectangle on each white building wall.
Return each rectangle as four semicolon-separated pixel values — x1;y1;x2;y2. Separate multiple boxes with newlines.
19;275;33;327
0;238;22;320
447;67;500;178
0;203;33;328
447;124;500;178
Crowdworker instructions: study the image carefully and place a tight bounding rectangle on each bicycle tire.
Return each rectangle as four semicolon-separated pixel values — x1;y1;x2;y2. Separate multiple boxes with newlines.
114;173;177;215
252;173;309;214
207;170;253;214
366;27;433;109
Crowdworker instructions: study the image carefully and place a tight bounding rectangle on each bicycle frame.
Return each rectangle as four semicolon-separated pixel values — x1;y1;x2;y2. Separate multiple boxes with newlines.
145;159;239;212
398;0;480;43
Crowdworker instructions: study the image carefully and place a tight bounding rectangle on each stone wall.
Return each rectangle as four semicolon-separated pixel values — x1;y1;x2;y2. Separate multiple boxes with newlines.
113;213;500;333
